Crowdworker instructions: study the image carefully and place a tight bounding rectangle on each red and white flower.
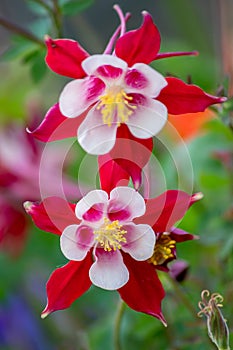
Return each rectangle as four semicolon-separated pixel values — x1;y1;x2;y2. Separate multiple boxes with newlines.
59;54;168;154
25;188;202;323
60;186;155;289
29;7;225;156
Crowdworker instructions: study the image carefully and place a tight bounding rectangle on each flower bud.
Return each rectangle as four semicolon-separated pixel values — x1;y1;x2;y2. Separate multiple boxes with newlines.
198;290;230;350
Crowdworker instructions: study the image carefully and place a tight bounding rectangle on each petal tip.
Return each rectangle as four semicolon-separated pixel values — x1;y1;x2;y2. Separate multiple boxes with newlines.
41;309;50;319
192;192;204;202
23;201;33;212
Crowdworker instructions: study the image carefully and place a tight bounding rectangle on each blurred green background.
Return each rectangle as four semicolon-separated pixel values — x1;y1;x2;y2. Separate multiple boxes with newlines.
0;0;232;349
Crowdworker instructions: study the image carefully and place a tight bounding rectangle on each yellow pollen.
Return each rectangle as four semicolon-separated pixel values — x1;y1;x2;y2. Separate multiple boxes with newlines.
148;233;176;266
97;89;137;127
93;217;127;252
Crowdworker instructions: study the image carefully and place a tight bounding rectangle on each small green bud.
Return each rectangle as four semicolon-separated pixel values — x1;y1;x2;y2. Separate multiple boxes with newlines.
198;290;230;350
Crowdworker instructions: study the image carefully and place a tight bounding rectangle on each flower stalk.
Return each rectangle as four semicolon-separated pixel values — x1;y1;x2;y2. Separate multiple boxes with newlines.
114;299;126;350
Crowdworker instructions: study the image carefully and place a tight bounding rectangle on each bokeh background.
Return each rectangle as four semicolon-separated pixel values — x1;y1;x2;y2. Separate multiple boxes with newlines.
0;0;232;349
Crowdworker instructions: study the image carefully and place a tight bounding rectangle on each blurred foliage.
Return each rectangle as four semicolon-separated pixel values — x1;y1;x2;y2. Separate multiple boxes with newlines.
0;0;232;349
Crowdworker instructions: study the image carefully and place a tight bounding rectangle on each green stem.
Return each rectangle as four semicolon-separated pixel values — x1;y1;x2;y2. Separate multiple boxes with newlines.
52;0;63;37
167;275;201;321
114;299;126;350
0;16;44;46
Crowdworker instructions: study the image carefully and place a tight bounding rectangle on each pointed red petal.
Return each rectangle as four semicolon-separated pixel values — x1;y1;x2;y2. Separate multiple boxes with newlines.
45;37;89;78
115;11;161;66
135;190;193;232
170;227;198;242
110;125;153;189
98;154;130;194
28;103;86;142
157;77;226;114
24;196;78;235
118;253;166;324
42;257;92;318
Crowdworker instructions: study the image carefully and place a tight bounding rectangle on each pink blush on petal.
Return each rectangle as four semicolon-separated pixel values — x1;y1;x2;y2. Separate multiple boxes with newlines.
76;225;94;249
125;69;148;90
85;76;106;102
107;200;131;222
97;65;124;79
82;203;105;222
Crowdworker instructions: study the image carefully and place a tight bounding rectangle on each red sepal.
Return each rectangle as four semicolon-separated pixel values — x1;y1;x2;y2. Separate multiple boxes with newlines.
118;253;166;324
170;227;198;242
115;12;161;66
157;77;226;115
98;155;130;194
24;196;78;235
28;103;87;142
111;125;153;190
45;37;89;78
135;190;194;232
41;256;92;318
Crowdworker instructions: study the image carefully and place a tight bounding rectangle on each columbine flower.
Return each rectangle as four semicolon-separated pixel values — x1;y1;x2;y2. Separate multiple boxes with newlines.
59;54;167;154
29;6;225;156
135;191;202;271
59;186;155;289
24;187;201;323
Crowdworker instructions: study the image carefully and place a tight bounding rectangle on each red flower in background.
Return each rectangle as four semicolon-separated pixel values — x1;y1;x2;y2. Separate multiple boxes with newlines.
0;120;81;257
25;187;202;324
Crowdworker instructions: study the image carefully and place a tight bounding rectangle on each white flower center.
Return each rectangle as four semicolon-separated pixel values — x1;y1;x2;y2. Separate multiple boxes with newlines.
93;217;127;251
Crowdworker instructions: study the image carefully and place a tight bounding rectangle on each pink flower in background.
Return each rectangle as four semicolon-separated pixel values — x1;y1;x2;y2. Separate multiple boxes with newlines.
0;121;80;257
25;187;202;323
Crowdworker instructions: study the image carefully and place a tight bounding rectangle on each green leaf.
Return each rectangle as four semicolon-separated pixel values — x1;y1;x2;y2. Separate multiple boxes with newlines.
29;49;47;83
1;36;38;62
60;0;94;16
26;0;52;15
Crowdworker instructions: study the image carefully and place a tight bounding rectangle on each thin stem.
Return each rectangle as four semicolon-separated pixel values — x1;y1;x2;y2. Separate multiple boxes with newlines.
0;16;44;46
114;299;126;350
167;274;201;321
52;0;63;37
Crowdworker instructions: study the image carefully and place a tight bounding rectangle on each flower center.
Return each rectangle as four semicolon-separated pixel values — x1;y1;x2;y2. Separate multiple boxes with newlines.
97;88;137;127
148;233;176;265
93;217;127;251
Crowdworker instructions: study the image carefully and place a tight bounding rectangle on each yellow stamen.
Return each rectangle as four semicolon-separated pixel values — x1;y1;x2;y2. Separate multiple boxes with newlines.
97;89;137;127
148;233;176;266
93;217;127;252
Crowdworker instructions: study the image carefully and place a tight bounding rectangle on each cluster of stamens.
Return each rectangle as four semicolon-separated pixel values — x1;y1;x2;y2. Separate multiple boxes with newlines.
97;89;137;127
93;217;127;251
148;233;176;266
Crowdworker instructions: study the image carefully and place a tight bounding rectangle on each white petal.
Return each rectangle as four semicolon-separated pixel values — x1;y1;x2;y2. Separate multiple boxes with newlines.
75;190;108;220
78;107;118;155
108;186;146;221
82;54;127;76
59;76;105;118
122;223;155;261
89;249;129;290
125;63;167;97
60;224;94;261
127;98;167;139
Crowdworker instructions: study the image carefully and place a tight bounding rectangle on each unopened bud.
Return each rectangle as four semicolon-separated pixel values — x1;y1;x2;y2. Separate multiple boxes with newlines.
198;290;230;350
